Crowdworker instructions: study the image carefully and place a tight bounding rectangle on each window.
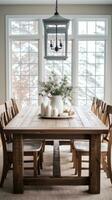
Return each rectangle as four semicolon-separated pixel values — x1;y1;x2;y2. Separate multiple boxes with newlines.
76;19;106;105
9;18;39;108
7;16;108;107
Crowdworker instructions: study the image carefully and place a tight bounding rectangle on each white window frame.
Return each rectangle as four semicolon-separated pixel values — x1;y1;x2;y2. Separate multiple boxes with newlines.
73;15;111;104
6;15;111;104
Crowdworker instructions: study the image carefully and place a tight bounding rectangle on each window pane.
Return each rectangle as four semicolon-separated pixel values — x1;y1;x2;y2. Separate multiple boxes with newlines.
78;63;86;75
96;64;104;75
96;88;104;99
87;76;95;87
87;88;95;99
96;76;104;88
96;41;105;52
78;88;86;99
87;64;95;76
11;40;38;107
78;21;87;34
21;64;29;75
88;21;95;34
78;76;86;87
87;41;95;52
10;19;38;35
78;41;87;52
78;20;106;35
96;21;105;35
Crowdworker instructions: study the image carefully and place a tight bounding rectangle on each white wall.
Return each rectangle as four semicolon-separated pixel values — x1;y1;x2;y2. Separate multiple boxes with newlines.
0;4;112;103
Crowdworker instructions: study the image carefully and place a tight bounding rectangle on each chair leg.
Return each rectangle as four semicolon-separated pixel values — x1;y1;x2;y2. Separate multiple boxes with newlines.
39;150;43;169
33;152;38;177
72;151;74;163
37;152;41;175
107;142;112;183
42;140;46;152
0;159;11;187
72;148;78;175
70;140;74;153
72;149;75;168
70;143;72;152
77;153;81;177
101;153;110;178
75;155;79;175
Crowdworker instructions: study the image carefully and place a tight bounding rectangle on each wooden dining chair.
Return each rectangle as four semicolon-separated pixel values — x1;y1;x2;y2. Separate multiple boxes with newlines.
5;98;45;169
73;101;106;175
5;99;20;143
71;97;98;165
91;98;107;142
72;104;112;181
72;98;102;167
0;108;43;187
11;98;44;167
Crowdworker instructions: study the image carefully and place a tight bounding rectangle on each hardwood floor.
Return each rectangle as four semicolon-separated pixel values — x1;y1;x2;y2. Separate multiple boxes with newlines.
0;144;112;200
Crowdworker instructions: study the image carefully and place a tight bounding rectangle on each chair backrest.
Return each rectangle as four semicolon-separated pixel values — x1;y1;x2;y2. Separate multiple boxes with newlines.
101;104;112;141
97;100;106;120
91;97;96;113
107;105;112;128
5;100;15;142
0;111;11;154
5;100;15;122
11;98;19;115
0;103;8;126
95;99;103;117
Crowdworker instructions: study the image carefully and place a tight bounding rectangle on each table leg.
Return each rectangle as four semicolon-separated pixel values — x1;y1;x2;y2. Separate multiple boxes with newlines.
13;134;24;194
89;134;101;194
53;140;61;177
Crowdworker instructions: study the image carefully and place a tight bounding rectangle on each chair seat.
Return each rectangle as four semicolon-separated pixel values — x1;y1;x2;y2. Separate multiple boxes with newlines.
7;140;42;152
74;140;108;152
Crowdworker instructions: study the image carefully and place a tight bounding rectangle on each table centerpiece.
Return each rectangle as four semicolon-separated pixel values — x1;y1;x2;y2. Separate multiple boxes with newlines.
39;71;73;118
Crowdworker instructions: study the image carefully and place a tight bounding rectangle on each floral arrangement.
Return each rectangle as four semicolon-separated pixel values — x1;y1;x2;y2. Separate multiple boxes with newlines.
40;71;72;100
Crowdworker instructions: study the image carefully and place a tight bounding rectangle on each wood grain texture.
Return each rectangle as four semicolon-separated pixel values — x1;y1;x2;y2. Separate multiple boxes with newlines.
89;134;101;194
23;176;89;185
13;134;24;194
3;106;108;194
53;140;61;177
4;106;108;135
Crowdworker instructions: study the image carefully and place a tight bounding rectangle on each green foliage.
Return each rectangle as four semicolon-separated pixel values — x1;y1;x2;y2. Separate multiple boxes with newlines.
40;71;72;99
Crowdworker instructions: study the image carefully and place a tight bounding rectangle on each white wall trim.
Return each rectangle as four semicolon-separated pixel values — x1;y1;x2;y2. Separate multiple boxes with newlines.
105;16;112;103
6;16;11;100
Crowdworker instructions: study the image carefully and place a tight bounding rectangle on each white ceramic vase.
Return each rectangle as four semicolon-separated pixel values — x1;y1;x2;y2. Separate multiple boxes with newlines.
51;95;63;115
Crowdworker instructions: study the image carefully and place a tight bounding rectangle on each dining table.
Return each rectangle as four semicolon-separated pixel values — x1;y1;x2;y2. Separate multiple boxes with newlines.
4;105;108;194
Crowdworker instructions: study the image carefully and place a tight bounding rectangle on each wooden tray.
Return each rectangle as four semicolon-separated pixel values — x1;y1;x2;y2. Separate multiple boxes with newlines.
39;114;75;119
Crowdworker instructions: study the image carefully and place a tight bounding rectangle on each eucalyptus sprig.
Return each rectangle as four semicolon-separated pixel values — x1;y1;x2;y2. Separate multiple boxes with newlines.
39;71;72;99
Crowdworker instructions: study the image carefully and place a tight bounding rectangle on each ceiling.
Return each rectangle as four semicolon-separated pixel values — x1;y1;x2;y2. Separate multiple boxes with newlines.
0;0;111;5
